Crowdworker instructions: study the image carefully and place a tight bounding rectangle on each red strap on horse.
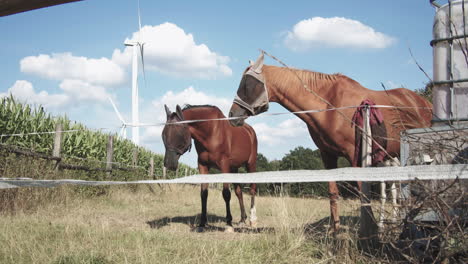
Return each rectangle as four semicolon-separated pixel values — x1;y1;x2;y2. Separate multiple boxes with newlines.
351;99;386;167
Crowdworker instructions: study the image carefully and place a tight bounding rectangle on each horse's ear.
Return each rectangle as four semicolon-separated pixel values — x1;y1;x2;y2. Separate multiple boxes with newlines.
249;60;254;66
164;104;171;118
252;51;264;73
176;105;184;120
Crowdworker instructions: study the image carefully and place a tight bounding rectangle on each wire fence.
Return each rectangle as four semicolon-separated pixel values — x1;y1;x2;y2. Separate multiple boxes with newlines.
0;104;432;138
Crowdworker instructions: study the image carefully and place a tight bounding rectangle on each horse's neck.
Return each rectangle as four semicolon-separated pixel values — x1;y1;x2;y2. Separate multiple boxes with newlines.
264;66;331;117
184;109;221;144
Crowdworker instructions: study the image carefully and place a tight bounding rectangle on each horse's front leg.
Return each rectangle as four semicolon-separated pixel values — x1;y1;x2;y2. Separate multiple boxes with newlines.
320;151;340;232
220;163;233;227
247;162;257;227
222;183;233;226
249;183;257;227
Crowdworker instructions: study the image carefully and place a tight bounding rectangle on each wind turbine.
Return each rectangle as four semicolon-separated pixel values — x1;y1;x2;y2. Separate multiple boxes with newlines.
108;97;128;139
124;0;146;145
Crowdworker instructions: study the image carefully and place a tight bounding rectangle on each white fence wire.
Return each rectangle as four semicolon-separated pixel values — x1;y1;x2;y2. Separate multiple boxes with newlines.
0;164;466;189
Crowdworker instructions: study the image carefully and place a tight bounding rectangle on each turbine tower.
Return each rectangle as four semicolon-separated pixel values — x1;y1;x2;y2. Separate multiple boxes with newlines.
124;0;145;145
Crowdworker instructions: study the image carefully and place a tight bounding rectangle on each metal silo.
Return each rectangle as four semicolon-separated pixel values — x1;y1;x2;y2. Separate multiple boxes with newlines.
431;0;468;124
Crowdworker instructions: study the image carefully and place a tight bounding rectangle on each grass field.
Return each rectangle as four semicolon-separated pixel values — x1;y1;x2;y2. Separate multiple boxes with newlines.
0;184;370;264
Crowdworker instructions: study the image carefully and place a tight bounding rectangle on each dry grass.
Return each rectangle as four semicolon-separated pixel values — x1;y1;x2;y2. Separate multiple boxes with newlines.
0;184;372;264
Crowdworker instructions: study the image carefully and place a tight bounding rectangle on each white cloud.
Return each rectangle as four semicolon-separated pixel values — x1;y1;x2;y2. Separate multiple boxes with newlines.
59;79;112;103
20;53;126;86
112;22;232;79
284;17;396;51
152;86;232;115
252;117;308;146
1;80;115;110
1;80;69;108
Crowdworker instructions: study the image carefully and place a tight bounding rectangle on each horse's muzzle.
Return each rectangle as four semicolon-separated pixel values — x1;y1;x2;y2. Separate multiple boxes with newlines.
164;150;180;171
229;104;248;127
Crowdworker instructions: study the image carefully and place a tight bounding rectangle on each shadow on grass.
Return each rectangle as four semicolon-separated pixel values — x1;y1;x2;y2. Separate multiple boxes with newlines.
304;215;360;236
146;214;275;233
147;214;222;229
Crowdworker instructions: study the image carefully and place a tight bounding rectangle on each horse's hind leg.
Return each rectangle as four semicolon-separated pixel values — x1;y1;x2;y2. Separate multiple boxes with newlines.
249;183;257;227
390;182;398;223
200;183;209;227
378;181;387;233
234;183;247;224
199;164;209;228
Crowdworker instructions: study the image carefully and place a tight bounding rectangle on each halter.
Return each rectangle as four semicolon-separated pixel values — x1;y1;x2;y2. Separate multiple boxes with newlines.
233;52;269;115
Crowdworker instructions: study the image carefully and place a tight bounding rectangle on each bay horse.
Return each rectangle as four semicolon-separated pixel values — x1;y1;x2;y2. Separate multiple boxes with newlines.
228;52;432;232
162;104;258;229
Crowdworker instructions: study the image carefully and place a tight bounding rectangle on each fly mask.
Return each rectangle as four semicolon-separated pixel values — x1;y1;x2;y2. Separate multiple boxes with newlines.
233;52;269;115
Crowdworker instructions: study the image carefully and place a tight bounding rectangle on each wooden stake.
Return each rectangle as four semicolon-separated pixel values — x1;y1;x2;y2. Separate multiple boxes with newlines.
106;135;114;177
359;106;378;250
52;123;63;170
149;157;154;179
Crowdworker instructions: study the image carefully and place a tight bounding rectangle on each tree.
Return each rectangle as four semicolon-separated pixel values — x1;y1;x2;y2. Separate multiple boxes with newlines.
279;146;324;170
415;82;433;103
278;147;327;196
256;153;271;172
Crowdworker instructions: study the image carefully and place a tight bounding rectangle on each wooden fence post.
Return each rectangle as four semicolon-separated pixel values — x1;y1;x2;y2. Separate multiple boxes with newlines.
149;157;154;179
132;147;138;167
106;135;114;177
52;123;63;170
359;106;378;250
163;166;167;179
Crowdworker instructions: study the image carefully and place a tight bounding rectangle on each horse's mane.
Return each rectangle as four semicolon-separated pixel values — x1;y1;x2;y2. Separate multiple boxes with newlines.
182;104;219;111
264;65;353;91
181;104;226;121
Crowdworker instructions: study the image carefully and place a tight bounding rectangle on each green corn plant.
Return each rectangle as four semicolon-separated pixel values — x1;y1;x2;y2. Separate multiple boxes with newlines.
1;95;193;179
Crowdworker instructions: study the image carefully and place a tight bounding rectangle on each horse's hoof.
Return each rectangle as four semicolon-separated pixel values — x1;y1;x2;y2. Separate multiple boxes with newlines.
237;221;247;227
224;226;234;233
196;226;205;233
249;220;257;228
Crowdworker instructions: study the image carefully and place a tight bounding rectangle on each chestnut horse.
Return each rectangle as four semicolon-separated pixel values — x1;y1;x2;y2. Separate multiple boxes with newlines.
162;104;258;229
229;52;432;232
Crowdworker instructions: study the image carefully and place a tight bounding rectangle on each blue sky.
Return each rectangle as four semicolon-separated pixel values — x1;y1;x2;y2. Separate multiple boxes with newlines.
1;0;438;167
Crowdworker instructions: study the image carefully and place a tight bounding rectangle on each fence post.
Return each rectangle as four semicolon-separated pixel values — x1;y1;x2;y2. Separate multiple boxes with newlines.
52;123;63;170
106;135;114;176
149;157;154;179
163;166;167;179
359;106;378;250
132;147;138;167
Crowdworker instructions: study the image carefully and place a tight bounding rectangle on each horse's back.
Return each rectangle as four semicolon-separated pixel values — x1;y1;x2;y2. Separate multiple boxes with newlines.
376;88;432;129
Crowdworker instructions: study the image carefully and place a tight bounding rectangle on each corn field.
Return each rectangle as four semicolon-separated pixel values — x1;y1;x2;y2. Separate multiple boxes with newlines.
0;96;196;179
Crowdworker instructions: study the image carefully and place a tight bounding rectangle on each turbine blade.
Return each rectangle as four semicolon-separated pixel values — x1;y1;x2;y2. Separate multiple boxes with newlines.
108;97;126;124
139;43;147;83
137;0;142;40
119;126;125;138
